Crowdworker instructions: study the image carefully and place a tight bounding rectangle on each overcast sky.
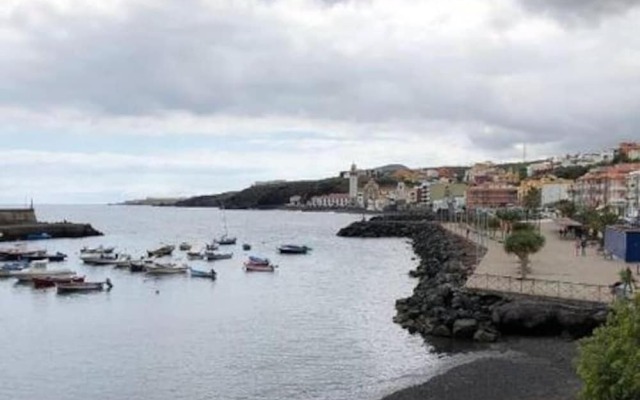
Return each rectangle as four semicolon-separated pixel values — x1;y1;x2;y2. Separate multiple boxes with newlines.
1;0;639;203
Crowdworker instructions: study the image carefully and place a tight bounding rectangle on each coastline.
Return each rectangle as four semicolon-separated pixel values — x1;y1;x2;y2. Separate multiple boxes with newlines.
381;337;580;400
336;213;596;400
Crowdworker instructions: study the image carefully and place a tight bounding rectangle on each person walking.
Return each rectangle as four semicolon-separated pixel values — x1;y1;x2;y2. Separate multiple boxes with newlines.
580;238;587;256
575;238;581;256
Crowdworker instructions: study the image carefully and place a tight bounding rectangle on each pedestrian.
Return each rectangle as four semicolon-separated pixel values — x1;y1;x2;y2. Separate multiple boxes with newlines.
466;228;470;239
636;264;640;275
581;238;587;256
575;239;580;256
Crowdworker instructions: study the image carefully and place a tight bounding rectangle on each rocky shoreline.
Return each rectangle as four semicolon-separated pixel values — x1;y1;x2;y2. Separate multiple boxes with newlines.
338;214;609;342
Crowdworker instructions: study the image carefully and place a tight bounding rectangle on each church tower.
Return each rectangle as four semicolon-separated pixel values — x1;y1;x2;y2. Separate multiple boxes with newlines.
349;163;358;200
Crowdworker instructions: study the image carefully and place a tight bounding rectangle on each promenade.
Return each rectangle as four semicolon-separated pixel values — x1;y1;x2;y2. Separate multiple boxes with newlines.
444;221;632;302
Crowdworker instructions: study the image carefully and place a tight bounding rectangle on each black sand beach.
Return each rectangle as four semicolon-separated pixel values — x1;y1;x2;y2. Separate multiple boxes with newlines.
382;337;580;400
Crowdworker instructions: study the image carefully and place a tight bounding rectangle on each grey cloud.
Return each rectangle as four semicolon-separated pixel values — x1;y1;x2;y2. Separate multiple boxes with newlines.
518;0;640;27
0;0;639;157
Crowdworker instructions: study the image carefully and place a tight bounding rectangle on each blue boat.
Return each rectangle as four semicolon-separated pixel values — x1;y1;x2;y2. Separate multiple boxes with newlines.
190;268;217;279
25;232;52;241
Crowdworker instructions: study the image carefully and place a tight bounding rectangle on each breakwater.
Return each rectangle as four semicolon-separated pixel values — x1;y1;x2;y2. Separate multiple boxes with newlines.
337;214;608;342
0;222;102;242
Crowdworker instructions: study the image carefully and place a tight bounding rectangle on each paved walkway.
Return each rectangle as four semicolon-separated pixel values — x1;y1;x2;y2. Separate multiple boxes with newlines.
443;222;635;302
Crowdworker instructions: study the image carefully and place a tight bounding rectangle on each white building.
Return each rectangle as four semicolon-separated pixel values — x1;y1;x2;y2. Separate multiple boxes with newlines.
626;170;640;218
527;161;554;177
348;163;358;201
541;182;572;206
308;193;351;208
288;195;302;206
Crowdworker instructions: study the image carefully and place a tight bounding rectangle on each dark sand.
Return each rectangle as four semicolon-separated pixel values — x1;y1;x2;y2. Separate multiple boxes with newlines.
382;337;580;400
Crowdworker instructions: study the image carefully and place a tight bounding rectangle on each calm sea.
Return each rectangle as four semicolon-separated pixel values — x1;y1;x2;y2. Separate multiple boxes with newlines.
0;205;451;400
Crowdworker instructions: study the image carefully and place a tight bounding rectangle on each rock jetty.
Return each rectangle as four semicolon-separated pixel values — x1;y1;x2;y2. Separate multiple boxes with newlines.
0;222;103;242
338;214;608;342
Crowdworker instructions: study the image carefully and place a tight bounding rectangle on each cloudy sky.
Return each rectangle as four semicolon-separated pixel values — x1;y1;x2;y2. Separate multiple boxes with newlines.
1;0;639;203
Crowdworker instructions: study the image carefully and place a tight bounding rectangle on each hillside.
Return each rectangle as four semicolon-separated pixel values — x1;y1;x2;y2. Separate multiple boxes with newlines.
175;178;349;209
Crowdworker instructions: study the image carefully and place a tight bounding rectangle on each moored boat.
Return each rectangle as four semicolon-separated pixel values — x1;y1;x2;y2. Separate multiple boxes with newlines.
205;251;233;261
278;244;311;254
25;232;52;241
242;243;251;251
82;253;131;267
56;279;113;294
33;275;85;289
190;268;217;279
215;235;237;245
145;262;188;275
244;263;276;272
80;245;115;254
147;245;175;258
187;250;205;260
179;242;192;251
12;268;76;282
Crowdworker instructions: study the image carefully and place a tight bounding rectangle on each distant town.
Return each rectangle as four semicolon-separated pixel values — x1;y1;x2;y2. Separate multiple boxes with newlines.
283;141;640;221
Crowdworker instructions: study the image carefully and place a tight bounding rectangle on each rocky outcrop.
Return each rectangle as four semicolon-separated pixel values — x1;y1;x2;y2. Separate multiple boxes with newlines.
338;213;610;342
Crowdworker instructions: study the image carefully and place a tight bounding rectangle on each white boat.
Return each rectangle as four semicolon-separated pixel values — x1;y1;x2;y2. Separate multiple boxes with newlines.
80;245;115;254
29;259;48;269
12;268;76;282
145;262;189;275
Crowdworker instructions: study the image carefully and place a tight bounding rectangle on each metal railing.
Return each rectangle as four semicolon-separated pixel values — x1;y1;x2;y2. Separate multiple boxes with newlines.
466;273;614;303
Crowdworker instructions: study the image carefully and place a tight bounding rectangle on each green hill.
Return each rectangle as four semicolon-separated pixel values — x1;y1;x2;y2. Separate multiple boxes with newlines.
175;178;349;209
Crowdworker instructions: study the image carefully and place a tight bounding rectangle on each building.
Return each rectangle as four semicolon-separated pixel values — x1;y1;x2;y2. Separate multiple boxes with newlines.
429;183;467;211
288;195;302;207
571;163;640;214
307;193;350;208
541;182;572;206
518;176;573;206
619;142;640;161
348;163;358;201
466;184;518;210
626;170;640;218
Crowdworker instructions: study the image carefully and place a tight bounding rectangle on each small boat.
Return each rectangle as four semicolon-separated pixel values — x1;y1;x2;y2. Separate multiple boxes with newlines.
247;256;270;265
205;251;233;261
244;263;276;272
129;259;154;273
147;245;175;258
33;275;85;289
25;232;52;241
145;262;188;275
29;259;49;269
1;260;29;271
205;242;219;251
80;246;115;254
215;235;237;245
190;268;217;279
187;250;205;260
179;242;192;251
56;279;113;294
47;252;68;262
278;244;311;254
82;253;131;267
12;268;76;282
0;261;29;277
242;243;251;251
0;246;46;261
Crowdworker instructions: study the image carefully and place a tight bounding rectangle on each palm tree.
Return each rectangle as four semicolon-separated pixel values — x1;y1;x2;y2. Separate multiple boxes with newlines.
504;229;546;278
